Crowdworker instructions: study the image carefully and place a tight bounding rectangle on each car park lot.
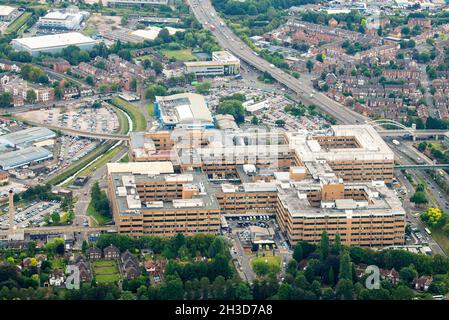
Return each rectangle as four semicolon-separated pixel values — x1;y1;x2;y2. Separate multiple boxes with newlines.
0;200;61;230
18;104;119;134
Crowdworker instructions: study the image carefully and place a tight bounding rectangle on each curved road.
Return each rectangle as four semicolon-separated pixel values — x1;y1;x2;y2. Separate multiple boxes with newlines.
188;0;367;125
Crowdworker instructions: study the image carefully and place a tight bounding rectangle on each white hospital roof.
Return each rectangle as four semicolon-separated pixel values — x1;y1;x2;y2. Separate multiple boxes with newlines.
12;32;95;50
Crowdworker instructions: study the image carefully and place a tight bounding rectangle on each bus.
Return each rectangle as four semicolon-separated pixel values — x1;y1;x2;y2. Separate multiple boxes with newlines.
425;227;432;235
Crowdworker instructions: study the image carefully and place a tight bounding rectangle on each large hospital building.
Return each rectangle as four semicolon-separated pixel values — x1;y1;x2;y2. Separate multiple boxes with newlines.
107;125;405;247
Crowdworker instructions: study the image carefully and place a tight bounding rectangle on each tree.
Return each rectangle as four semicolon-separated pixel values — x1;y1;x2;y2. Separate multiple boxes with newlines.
335;279;354;300
399;265;418;284
277;283;293;299
82;240;88;254
130;78;138;91
275;119;285;127
118;49;132;61
51;211;60;224
152;61;163;75
0;92;13;108
328;267;335;286
320;230;329;261
333;233;341;254
217;99;245;123
339;250;352;281
251;116;259;125
158;28;172;43
293;243;303;262
321;287;335;300
392;285;415;300
195;81;211;94
306;59;314;73
144;84;167;100
26;90;37;103
235;282;252;299
410;191;428;206
86;76;94;86
420;207;442;226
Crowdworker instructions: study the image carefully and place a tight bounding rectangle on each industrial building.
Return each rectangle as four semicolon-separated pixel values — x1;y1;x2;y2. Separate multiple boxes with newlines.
11;32;96;56
184;51;240;77
154;93;214;130
0;146;53;170
0;127;56;149
0;5;19;22
37;7;90;30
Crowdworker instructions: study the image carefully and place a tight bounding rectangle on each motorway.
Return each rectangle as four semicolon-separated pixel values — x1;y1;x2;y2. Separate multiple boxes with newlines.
187;0;367;125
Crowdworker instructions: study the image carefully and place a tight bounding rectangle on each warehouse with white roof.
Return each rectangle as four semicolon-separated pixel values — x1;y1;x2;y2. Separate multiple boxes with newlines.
11;32;96;56
154;93;214;129
0;127;56;149
0;146;53;170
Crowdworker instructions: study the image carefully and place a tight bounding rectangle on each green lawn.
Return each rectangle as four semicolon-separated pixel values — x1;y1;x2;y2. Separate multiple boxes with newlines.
110;98;146;131
92;260;120;283
94;266;118;274
160;49;197;61
147;103;154;117
251;255;281;276
5;12;32;34
96;274;120;283
430;228;449;255
93;260;115;267
251;256;281;267
120;154;129;163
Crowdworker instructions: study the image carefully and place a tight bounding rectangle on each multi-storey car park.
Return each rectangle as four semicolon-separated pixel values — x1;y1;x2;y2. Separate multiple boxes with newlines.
108;125;405;247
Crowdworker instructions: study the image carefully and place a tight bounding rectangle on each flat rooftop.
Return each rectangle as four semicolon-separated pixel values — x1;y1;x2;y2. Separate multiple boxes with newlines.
277;180;405;218
12;32;95;50
288;125;395;162
110;172;219;214
0;5;16;16
107;161;174;176
0;127;56;148
0;146;53;170
155;93;213;125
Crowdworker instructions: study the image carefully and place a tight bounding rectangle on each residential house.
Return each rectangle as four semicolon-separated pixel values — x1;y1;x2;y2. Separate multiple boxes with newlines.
49;269;65;286
104;244;120;260
414;276;433;291
86;246;102;260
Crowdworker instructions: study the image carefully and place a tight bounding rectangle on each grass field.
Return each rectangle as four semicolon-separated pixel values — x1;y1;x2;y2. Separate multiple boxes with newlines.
160;49;197;61
111;98;146;132
96;274;121;283
147;103;154;117
92;260;120;283
5;12;32;34
430;228;449;255
251;256;281;276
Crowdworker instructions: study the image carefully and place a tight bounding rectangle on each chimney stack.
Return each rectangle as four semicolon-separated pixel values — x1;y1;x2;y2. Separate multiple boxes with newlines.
8;189;15;231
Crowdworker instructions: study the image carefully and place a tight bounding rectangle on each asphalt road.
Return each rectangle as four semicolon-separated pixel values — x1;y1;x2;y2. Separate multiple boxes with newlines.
187;0;367;125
